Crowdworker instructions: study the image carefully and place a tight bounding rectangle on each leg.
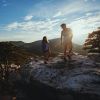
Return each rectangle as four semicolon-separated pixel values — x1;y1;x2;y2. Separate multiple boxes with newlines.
64;44;67;57
44;52;48;64
67;41;73;60
63;43;69;61
69;41;73;54
44;51;50;64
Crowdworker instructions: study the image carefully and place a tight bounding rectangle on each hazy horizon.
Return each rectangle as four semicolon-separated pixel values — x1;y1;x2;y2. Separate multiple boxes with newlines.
0;0;100;44
0;37;82;45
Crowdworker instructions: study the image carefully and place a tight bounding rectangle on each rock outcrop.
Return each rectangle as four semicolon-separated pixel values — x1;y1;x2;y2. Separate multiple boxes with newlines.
20;53;100;98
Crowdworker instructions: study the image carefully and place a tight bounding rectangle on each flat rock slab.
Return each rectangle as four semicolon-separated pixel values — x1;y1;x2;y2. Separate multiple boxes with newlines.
20;54;100;96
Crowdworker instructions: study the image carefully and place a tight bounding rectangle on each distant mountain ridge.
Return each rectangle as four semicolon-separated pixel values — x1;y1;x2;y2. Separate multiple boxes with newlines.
0;38;87;65
10;41;25;46
10;38;87;56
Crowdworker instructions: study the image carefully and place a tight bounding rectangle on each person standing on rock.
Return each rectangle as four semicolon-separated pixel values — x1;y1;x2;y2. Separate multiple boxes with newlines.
60;23;73;60
42;36;51;64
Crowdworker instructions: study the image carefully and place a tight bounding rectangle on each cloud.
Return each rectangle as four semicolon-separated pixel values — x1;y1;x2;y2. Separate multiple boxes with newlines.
3;3;7;7
3;17;63;43
1;0;100;43
70;14;100;33
4;8;100;44
29;0;85;18
6;22;18;31
24;15;33;21
67;13;100;44
2;17;61;42
52;0;99;18
85;15;100;24
5;18;61;33
84;0;88;2
58;1;84;15
1;0;9;7
53;12;62;18
26;0;99;23
86;12;92;16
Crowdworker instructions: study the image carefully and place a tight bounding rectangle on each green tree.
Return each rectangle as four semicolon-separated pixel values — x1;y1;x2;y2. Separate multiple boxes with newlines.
83;28;100;53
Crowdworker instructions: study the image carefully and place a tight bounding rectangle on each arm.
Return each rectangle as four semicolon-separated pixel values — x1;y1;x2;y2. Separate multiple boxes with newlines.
49;47;51;56
47;43;51;56
69;29;73;40
61;31;63;45
70;32;73;40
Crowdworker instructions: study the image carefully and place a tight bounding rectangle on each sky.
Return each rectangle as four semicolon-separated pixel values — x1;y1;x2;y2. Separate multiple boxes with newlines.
0;0;100;44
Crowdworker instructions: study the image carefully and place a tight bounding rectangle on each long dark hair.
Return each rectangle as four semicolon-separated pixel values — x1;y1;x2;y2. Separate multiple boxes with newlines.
42;36;48;43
